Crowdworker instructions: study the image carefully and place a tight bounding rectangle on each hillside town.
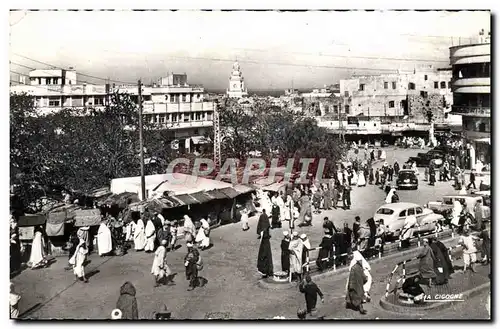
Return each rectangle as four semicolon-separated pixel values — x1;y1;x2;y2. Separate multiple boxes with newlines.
9;10;491;321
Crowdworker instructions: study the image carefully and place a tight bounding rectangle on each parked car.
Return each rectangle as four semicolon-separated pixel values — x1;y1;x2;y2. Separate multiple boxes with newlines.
374;202;443;239
427;194;491;221
396;169;418;190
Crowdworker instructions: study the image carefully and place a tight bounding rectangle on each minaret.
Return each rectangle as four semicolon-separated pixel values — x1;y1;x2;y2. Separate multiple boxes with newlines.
226;61;248;98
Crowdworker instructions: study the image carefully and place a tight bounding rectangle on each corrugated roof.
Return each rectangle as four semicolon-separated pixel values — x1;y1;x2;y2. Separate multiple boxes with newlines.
220;187;240;199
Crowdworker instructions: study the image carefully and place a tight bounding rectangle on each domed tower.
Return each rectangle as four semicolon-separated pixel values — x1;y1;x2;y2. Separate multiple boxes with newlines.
226;61;248;98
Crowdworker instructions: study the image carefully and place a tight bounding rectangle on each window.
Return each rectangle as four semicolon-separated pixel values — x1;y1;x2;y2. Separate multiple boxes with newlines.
416;207;423;215
182;94;186;102
195;112;202;121
159;115;166;123
424;75;428;81
184;113;189;122
384;82;388;89
197;94;201;99
345;105;350;114
143;95;152;101
392;82;397;89
420;91;428;98
359;84;365;91
46;78;51;85
30;77;36;82
53;78;59;84
408;83;416;90
479;123;486;132
48;97;60;107
448;81;451;89
440;81;446;89
407;208;416;216
94;97;104;106
152;115;158;123
376;208;394;215
38;78;42;84
398;210;407;217
434;82;439;89
171;114;178;122
333;105;338;113
190;113;195;121
207;113;212;120
389;101;395;108
344;91;349;97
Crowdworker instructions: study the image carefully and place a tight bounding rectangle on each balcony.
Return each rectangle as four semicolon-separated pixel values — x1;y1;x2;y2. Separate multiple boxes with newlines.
451;105;490;117
142;101;215;114
452;77;490;88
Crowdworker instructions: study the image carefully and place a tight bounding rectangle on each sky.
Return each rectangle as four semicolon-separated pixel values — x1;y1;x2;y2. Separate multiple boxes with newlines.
9;10;490;90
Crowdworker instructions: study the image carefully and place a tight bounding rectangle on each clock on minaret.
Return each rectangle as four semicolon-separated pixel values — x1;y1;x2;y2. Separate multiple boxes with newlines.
233;83;238;89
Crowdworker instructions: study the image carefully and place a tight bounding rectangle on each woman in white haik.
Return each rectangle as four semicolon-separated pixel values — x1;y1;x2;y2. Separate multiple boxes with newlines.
151;240;172;287
69;241;89;283
195;218;210;250
144;219;156;252
348;251;372;302
241;208;250;231
183;215;196;243
385;188;396;204
133;218;146;251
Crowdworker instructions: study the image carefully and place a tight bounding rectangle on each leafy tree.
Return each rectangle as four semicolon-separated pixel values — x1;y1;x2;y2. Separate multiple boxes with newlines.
10;91;187;210
218;97;347;179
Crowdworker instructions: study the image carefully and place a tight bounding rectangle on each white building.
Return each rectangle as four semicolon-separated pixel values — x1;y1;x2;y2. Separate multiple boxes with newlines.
226;61;248;98
10;70;215;152
449;29;491;167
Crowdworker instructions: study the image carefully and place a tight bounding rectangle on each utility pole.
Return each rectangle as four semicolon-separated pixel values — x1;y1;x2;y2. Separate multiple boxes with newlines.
213;100;222;170
138;80;146;200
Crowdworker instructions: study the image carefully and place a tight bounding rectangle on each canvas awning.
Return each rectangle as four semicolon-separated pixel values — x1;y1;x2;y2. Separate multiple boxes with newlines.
190;191;214;203
205;189;230;200
104;192;140;207
474;137;490;145
233;184;255;195
191;136;212;145
18;214;47;227
170;194;200;206
220;187;240;199
262;182;286;192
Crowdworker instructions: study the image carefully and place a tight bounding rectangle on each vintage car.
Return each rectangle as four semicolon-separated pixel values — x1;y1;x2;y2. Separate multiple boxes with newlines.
374;202;443;238
396;169;418;190
427;194;491;221
409;149;446;168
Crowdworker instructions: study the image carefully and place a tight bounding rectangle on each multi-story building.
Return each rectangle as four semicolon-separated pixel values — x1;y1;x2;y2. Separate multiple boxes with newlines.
339;65;453;123
10;70;216;152
226;61;248;98
449;30;491;166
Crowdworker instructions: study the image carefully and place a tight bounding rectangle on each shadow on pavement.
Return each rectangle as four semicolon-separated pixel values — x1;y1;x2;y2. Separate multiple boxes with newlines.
19;303;42;319
86;269;100;280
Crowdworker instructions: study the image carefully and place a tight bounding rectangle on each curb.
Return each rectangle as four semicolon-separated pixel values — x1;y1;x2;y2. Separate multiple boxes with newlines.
379;281;490;313
257;234;461;288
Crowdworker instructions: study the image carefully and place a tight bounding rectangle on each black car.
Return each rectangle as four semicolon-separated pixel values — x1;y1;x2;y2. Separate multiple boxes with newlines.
396;169;418;190
411;149;445;167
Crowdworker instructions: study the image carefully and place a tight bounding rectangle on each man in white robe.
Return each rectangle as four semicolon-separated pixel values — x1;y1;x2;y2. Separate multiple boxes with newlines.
288;232;304;282
151;240;172;287
276;192;286;222
144;219;156;252
125;221;135;242
133;219;146;251
69;241;88;282
29;230;47;269
97;222;113;256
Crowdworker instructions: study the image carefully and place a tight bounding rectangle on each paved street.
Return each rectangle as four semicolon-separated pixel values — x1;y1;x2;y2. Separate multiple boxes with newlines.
13;147;487;320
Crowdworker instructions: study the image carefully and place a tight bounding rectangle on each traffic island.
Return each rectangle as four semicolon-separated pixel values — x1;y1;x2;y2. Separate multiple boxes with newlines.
379;265;491;313
257;271;297;290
